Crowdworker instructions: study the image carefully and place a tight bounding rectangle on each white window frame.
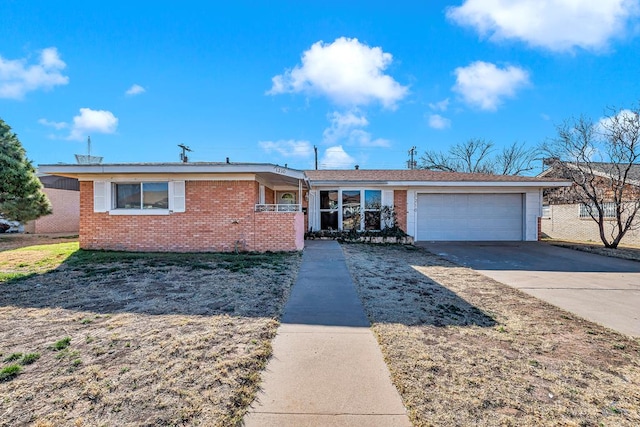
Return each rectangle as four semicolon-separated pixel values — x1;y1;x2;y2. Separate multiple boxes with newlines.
93;180;185;215
318;188;390;231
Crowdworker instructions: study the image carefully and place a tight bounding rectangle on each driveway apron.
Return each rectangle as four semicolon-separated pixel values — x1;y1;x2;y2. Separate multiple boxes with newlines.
243;240;410;427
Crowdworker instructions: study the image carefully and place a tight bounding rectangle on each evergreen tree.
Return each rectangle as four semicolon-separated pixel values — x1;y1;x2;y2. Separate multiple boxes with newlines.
0;118;51;223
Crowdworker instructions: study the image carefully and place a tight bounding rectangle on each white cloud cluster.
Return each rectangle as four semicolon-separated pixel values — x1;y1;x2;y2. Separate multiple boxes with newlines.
597;109;639;135
452;61;530;111
0;47;69;99
258;139;313;158
268;37;408;109
447;0;640;52
323;110;389;147
69;108;118;140
125;84;145;96
320;145;356;169
40;108;119;140
37;118;68;130
427;114;451;130
427;98;452;129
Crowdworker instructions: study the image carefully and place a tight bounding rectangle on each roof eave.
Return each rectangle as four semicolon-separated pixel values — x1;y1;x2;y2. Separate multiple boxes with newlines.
38;163;307;181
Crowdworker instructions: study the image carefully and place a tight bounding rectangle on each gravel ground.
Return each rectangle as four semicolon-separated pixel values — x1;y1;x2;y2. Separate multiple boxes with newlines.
343;243;640;427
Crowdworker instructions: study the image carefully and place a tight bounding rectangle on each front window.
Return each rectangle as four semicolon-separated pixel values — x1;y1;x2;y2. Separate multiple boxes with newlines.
320;190;339;230
115;182;169;210
319;189;383;231
364;190;382;230
342;190;361;230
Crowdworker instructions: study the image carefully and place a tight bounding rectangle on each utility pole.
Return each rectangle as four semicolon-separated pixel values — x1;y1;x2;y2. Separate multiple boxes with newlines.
314;145;318;170
178;144;192;163
407;146;417;169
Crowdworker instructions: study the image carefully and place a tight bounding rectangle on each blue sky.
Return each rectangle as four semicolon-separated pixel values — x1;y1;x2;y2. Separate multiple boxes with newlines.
2;1;640;172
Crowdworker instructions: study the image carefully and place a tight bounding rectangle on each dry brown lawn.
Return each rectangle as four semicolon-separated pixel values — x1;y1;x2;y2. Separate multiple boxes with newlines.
343;243;640;427
0;242;300;426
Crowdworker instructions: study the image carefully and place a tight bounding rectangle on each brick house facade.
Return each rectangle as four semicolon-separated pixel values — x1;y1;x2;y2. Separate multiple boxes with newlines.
540;162;640;246
39;163;567;252
24;176;80;234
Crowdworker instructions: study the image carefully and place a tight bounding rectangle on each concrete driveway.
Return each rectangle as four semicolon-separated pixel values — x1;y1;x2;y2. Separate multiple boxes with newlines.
418;242;640;337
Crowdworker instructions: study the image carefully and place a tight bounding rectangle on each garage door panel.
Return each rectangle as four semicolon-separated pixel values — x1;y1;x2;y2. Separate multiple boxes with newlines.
417;194;523;241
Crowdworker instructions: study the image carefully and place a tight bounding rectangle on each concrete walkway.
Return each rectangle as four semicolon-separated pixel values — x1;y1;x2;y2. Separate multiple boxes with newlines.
244;240;410;427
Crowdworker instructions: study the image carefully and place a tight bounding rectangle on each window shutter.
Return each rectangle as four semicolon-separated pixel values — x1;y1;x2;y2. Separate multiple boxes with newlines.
381;190;394;207
170;181;186;213
93;181;108;212
259;184;266;204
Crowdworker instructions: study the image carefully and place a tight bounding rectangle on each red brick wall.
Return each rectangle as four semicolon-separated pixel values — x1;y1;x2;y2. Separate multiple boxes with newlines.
25;188;80;234
265;188;275;204
79;180;303;252
394;190;407;232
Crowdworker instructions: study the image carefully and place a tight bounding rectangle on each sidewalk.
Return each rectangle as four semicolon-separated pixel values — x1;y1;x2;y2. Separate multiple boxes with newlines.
244;240;410;427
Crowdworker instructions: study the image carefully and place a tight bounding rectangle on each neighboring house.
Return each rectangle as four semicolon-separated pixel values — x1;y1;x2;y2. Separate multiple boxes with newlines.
23;175;81;234
38;162;568;252
539;162;640;245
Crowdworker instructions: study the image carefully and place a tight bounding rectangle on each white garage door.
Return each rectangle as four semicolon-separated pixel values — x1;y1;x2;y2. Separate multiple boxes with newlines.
416;193;523;241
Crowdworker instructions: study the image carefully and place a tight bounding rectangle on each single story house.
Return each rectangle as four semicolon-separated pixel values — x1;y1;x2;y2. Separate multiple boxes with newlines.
539;162;640;245
38;162;569;252
24;174;80;234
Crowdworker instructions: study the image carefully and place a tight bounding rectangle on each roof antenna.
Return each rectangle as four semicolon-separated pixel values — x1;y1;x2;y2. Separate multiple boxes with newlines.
178;144;192;163
74;135;103;164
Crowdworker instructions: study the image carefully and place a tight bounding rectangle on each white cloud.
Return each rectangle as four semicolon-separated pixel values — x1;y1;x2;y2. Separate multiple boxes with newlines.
68;108;119;141
447;0;640;52
259;139;313;158
38;118;68;130
323;110;369;144
347;129;391;147
429;98;450;112
125;84;145;96
267;37;408;109
597;109;639;135
320;145;356;169
452;61;530;111
427;114;452;130
0;47;69;99
322;110;390;147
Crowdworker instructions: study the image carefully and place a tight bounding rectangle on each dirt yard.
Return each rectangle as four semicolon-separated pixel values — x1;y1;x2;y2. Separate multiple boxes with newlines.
343;244;640;427
0;242;300;426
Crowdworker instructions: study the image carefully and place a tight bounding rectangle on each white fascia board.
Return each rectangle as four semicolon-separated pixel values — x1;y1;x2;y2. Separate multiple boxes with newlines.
308;180;571;188
389;180;572;188
71;173;258;182
38;163;307;180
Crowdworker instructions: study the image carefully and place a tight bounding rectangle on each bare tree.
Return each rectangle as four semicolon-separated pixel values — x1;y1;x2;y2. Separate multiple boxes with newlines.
542;107;640;248
420;138;538;175
496;142;539;175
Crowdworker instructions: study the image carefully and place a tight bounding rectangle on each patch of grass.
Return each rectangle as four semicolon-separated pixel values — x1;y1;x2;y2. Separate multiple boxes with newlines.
0;242;79;284
0;364;21;381
20;353;41;365
3;352;23;362
51;337;71;351
0;272;34;282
